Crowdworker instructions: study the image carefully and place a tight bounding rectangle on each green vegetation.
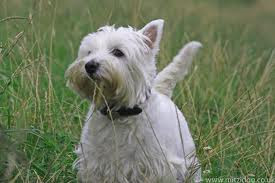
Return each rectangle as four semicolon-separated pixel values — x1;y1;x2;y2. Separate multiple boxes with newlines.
0;0;274;182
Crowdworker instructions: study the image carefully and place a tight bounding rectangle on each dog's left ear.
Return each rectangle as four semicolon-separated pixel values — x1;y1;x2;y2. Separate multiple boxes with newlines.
139;19;164;53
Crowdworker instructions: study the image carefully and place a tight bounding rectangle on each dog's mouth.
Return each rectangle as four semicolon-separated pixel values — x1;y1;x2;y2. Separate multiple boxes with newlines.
86;72;101;82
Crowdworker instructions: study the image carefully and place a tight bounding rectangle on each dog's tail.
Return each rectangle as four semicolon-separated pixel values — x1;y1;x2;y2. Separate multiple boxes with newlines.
154;41;202;98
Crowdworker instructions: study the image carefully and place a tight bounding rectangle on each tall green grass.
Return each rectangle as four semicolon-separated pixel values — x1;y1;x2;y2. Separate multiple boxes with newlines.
0;0;274;182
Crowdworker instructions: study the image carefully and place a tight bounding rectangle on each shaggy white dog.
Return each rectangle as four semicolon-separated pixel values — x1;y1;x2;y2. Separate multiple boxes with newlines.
65;19;202;183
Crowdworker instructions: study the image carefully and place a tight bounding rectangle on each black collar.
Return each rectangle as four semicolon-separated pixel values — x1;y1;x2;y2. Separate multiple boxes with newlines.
100;105;142;118
99;89;151;119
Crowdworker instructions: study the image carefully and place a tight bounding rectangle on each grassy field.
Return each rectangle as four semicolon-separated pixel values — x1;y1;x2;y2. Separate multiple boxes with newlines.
0;0;274;182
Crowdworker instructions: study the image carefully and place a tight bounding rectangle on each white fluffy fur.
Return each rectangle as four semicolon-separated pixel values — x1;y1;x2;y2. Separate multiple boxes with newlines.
154;41;202;98
66;19;202;183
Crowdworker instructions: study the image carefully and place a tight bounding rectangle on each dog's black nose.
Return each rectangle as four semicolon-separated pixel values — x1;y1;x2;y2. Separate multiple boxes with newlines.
85;61;99;75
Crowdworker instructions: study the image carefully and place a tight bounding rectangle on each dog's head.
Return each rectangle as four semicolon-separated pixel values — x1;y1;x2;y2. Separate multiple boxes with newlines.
65;20;164;109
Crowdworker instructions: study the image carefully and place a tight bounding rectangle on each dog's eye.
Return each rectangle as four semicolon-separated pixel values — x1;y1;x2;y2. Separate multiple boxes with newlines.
112;49;124;57
87;51;92;55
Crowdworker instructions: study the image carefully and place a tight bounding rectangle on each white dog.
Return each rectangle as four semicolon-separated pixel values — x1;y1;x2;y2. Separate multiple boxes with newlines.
66;19;202;183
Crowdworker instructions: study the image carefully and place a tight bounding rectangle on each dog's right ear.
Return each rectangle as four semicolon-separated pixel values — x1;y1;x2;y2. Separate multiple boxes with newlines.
139;19;164;53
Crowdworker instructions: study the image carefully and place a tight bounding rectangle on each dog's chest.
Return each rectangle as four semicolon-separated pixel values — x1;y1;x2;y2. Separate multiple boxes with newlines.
77;112;172;182
81;113;159;161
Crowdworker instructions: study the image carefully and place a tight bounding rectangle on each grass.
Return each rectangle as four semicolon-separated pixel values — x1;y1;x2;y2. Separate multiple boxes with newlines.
0;0;274;182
